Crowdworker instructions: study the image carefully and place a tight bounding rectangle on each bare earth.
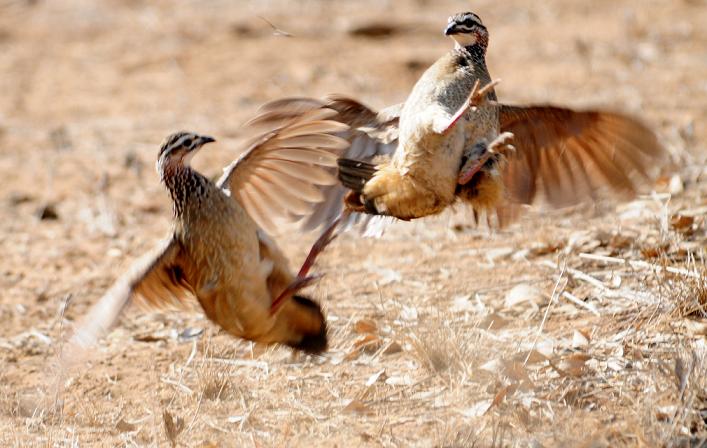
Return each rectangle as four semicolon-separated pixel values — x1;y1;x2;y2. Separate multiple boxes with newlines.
1;0;706;446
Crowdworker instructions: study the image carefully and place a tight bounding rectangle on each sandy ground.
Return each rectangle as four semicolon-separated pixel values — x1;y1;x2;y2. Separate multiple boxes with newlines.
0;0;706;446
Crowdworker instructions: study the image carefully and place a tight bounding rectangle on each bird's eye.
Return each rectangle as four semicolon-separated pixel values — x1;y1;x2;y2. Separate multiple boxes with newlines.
182;138;193;147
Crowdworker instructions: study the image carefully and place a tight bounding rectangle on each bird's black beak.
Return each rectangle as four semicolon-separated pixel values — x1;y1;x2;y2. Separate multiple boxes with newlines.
444;23;458;35
197;135;216;146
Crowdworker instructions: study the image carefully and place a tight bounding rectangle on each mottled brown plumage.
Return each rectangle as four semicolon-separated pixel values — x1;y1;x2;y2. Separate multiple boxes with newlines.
66;113;349;360
251;11;665;231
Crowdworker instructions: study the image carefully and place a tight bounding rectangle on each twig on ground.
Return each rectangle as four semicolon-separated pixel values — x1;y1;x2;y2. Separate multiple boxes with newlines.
561;291;600;317
525;257;567;365
258;16;293;37
579;253;707;283
208;358;269;374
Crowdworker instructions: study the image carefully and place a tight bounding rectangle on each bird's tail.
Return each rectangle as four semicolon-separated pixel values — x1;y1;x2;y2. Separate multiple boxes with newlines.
337;158;383;214
337;158;377;193
271;295;327;354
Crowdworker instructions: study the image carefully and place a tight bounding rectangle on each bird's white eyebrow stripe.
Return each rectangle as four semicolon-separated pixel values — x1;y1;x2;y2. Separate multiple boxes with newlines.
171;133;196;150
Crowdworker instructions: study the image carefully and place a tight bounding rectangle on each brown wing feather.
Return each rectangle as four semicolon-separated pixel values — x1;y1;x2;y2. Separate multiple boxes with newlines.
65;238;193;358
499;104;665;209
217;110;350;235
247;96;400;232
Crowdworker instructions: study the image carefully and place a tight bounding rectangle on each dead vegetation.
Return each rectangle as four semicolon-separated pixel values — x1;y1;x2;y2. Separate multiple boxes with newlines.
0;0;706;446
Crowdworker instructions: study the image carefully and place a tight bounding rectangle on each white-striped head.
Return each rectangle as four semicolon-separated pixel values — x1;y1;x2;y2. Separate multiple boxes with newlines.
156;131;215;173
444;12;488;49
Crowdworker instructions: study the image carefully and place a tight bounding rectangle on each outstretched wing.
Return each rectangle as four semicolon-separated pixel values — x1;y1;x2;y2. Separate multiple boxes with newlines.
247;95;400;234
66;238;193;355
499;104;665;210
217;108;350;236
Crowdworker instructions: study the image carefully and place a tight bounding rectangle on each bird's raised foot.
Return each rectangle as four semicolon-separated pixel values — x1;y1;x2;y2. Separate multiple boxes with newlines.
440;78;501;135
468;78;499;108
457;132;514;185
487;131;515;155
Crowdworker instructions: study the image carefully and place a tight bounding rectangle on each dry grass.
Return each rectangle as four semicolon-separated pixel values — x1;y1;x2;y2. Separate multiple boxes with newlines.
1;0;706;446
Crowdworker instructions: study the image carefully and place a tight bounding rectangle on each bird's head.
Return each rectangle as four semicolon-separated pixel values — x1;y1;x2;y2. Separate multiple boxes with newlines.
444;11;488;49
156;131;215;175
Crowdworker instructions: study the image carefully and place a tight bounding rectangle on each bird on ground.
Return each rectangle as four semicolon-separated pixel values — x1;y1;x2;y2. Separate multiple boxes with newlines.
250;11;665;232
66;111;349;359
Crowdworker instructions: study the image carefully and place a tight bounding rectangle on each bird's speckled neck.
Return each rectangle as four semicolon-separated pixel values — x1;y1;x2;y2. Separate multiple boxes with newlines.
160;163;211;217
454;43;487;68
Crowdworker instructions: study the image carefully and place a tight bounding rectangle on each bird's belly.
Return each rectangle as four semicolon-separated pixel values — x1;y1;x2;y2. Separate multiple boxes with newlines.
180;201;262;302
182;226;275;339
463;106;499;145
394;126;465;196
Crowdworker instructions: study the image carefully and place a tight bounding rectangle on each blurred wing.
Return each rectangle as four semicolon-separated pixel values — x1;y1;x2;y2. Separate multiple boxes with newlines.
248;95;400;234
499;104;665;210
66;238;194;353
217;108;350;236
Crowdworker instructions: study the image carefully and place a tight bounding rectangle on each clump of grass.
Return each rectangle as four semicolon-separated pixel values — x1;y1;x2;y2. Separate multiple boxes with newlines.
198;365;236;401
408;321;478;376
663;263;707;318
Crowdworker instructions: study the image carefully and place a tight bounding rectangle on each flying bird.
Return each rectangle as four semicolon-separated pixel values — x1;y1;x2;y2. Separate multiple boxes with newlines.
251;11;665;231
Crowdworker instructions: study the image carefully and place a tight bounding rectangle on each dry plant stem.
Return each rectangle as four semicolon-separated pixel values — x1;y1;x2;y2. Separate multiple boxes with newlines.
172;339;198;396
185;392;204;434
561;291;600;316
524;257;567;365
257;16;293;37
561;264;607;291
207;358;269;372
579;253;707;283
161;378;193;395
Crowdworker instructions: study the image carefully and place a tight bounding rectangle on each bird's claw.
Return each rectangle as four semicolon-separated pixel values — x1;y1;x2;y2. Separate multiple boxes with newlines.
467;78;500;110
457;132;515;185
487;131;515;155
441;78;501;135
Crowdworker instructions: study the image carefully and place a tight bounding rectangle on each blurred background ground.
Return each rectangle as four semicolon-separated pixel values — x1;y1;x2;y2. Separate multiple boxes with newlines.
0;0;706;446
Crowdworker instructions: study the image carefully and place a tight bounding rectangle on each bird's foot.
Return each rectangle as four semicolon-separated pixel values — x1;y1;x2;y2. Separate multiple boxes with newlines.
487;131;515;156
458;151;493;185
457;132;514;185
441;78;501;135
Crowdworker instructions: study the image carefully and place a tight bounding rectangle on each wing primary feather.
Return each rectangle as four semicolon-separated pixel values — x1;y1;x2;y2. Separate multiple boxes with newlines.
63;239;191;367
256;167;326;203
